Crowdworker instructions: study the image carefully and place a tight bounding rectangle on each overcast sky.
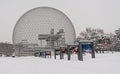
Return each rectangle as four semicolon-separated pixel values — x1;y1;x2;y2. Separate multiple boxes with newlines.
0;0;120;43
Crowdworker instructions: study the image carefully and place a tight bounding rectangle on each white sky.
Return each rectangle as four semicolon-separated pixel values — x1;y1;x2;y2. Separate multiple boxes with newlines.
0;0;120;43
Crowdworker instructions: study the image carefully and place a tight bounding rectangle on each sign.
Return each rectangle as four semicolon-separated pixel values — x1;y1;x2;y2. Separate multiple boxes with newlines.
82;44;92;53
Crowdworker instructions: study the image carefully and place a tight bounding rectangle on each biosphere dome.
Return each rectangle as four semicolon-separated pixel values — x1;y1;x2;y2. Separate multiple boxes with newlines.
13;7;76;46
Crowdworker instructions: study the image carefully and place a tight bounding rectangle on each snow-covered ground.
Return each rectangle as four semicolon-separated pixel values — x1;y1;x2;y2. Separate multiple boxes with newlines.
0;52;120;74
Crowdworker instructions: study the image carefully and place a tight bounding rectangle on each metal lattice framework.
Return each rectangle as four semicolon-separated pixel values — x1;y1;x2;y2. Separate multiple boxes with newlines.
13;7;76;56
13;7;76;47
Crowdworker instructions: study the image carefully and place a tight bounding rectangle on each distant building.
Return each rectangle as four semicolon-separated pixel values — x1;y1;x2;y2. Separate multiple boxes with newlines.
13;7;76;56
0;43;14;56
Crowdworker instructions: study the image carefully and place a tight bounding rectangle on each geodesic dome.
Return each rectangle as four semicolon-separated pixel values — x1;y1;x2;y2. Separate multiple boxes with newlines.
13;7;76;46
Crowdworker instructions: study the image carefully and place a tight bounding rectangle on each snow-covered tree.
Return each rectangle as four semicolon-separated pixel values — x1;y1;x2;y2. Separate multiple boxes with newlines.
77;27;112;52
77;27;104;40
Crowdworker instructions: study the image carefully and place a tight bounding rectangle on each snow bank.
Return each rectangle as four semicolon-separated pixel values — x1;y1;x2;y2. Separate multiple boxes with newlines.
0;52;120;74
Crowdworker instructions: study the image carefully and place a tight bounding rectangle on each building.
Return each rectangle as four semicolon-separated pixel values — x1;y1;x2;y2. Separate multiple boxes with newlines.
0;42;14;56
13;7;76;56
